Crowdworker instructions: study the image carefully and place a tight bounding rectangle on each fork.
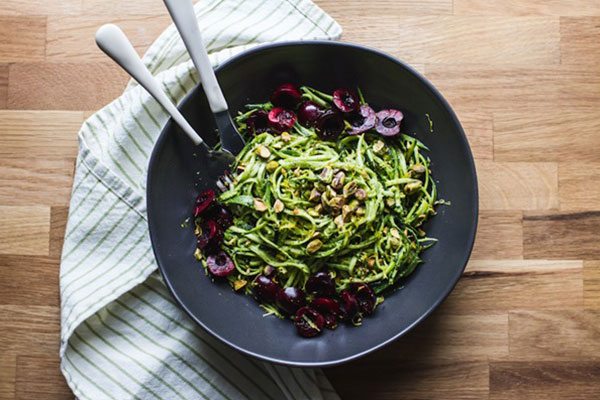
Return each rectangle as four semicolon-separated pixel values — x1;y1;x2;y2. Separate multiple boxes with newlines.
95;24;236;178
163;0;245;156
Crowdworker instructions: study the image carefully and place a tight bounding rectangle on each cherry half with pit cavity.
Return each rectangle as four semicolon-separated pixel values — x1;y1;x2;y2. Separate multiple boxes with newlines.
206;251;235;277
332;88;360;113
375;109;403;137
268;107;297;132
270;83;302;109
194;188;216;217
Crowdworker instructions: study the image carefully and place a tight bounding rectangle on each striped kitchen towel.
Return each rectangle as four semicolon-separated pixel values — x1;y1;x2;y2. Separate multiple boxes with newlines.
59;1;342;399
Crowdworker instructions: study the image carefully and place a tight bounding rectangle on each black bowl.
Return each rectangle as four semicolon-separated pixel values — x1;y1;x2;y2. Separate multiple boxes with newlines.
147;41;478;367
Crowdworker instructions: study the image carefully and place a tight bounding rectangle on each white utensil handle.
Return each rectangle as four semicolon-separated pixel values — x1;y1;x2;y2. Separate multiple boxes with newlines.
95;24;203;146
163;0;228;113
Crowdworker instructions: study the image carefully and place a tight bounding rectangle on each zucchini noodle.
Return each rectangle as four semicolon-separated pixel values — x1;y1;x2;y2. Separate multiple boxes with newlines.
219;115;439;295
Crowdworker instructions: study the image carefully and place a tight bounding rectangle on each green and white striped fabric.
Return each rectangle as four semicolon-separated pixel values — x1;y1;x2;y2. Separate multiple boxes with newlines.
59;1;342;399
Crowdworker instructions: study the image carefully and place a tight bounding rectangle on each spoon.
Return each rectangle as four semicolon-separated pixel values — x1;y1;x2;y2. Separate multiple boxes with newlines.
95;24;235;178
163;0;245;155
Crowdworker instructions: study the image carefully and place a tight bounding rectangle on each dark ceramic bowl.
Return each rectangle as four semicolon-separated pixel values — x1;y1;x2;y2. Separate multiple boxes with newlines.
147;41;478;367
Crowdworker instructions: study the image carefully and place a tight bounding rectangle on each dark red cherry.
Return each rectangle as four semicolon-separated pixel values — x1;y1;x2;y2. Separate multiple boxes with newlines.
268;107;297;132
246;110;270;135
348;104;376;135
305;271;336;297
349;282;376;315
297;101;323;127
315;110;344;141
276;287;306;315
332;88;360;113
206;251;235;277
339;290;359;321
311;297;341;329
194;189;216;217
270;83;302;109
207;205;233;231
253;275;280;303
196;219;218;250
294;306;325;338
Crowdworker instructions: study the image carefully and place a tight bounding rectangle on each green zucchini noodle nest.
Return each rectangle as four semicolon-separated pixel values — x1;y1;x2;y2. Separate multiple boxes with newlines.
218;111;440;297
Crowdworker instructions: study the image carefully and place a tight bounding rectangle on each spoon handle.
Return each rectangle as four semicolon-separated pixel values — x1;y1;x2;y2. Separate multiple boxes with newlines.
95;24;204;147
163;0;228;113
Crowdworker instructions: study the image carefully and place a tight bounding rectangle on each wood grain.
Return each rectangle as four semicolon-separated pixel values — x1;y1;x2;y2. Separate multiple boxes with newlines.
424;65;600;112
0;256;60;306
0;206;50;256
0;110;81;159
328;361;489;400
46;14;171;61
7;62;129;110
455;0;600;16
508;310;600;360
0;17;46;63
559;162;600;211
1;0;600;398
15;356;70;400
471;211;523;259
584;261;600;309
0;158;76;207
340;16;559;66
458;111;493;160
0;0;81;16
523;211;600;259
449;260;583;313
494;106;600;162
477;161;559;210
490;362;600;400
0;354;15;400
0;64;7;109
560;17;600;65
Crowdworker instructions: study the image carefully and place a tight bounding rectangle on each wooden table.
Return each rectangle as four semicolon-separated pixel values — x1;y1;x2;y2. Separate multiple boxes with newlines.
1;1;599;399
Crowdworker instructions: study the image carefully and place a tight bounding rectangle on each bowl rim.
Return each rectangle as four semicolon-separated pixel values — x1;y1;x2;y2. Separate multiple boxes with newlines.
147;39;479;367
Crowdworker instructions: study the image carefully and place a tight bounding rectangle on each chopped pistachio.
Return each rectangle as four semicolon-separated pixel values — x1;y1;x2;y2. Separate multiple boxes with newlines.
281;131;291;142
329;196;344;210
410;163;426;176
309;188;321;203
331;171;346;190
334;214;344;228
319;167;333;183
293;208;301;215
355;207;365;216
311;231;321;239
306;239;323;253
253;198;268;212
307;207;320;217
294;168;301;177
264;265;275;276
354;188;367;201
255;144;271;159
404;180;423;195
342;204;352;220
274;199;285;213
314;204;323;214
343;181;358;197
386;197;396;207
390;228;401;239
194;248;202;261
233;280;247;291
373;140;385;153
367;256;376;268
266;160;279;172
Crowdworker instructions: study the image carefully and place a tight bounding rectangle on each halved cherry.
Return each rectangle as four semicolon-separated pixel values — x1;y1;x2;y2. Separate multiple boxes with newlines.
348;105;376;135
207;205;233;231
333;88;360;113
268;107;297;132
206;251;235;277
246;110;270;135
294;306;325;338
194;188;216;217
270;83;302;109
305;271;336;297
339;289;359;321
315;110;344;141
311;297;341;329
375;109;403;137
349;282;377;315
196;219;218;250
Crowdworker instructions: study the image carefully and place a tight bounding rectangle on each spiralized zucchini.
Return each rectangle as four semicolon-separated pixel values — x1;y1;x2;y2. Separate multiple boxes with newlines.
219;118;439;295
